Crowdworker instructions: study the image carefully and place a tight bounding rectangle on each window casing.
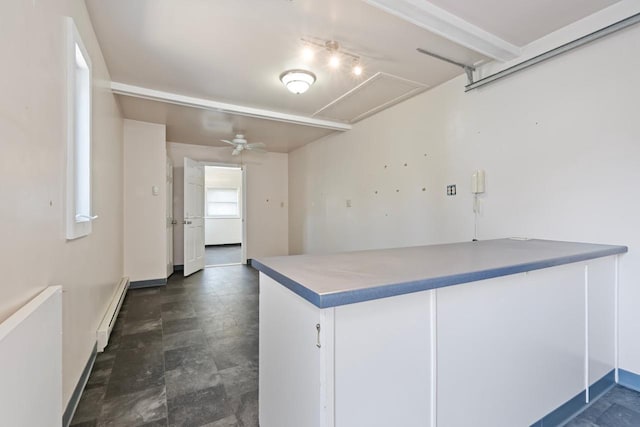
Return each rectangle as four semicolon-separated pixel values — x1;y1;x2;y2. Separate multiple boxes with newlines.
65;18;93;240
206;188;240;218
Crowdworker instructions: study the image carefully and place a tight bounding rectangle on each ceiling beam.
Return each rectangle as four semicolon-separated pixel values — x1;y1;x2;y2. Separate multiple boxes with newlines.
362;0;521;61
110;82;352;132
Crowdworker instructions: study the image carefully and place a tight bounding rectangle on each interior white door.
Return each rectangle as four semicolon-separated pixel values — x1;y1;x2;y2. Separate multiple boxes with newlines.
166;156;174;277
183;157;205;276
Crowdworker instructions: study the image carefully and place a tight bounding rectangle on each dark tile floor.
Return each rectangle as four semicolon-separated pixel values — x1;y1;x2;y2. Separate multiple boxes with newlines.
206;245;242;266
565;385;640;427
70;265;259;427
68;261;640;427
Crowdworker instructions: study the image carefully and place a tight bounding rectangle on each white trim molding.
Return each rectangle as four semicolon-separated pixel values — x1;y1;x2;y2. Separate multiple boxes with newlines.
361;0;521;61
111;82;352;132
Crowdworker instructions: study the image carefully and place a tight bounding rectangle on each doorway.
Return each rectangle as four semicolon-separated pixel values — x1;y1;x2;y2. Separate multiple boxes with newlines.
204;165;243;267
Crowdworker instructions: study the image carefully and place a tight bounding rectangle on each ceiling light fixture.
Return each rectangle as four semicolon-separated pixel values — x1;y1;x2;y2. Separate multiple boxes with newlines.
279;69;316;94
301;38;365;77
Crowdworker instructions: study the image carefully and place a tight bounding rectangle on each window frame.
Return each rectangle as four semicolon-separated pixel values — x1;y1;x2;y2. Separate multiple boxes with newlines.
65;18;94;240
206;187;240;219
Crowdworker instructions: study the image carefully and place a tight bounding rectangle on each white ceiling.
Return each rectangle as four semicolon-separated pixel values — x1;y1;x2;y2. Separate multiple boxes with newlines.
117;96;335;153
85;0;622;152
427;0;621;46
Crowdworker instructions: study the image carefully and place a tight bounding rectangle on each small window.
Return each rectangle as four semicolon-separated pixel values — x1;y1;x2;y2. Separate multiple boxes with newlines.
206;188;239;218
65;18;93;240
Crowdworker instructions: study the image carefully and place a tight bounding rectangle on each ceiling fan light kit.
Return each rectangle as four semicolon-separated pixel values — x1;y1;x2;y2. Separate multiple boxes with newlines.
221;134;267;156
280;69;316;94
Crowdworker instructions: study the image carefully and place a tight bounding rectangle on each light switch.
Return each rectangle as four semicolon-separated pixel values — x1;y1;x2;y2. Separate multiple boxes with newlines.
152;185;160;196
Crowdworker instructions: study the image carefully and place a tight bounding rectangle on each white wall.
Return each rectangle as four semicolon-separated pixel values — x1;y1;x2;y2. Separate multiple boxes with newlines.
205;218;241;246
0;0;124;406
169;142;288;263
205;166;242;245
123;120;167;282
289;23;640;374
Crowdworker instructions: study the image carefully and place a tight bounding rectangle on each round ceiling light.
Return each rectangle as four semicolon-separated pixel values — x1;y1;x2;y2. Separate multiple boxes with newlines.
279;69;316;94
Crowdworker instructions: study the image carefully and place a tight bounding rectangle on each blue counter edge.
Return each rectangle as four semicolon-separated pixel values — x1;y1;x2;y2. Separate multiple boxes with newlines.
530;370;616;427
252;245;627;308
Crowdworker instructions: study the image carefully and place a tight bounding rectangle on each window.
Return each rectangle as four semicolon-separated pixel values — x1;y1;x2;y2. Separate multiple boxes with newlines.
65;18;93;240
206;188;239;218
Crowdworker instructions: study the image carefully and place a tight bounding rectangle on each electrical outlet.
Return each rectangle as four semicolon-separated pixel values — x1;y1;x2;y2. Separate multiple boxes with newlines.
447;185;457;196
346;199;352;208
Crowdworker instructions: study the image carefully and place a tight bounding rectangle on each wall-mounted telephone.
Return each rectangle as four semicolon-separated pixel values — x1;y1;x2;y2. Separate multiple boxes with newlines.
472;169;485;194
471;169;485;241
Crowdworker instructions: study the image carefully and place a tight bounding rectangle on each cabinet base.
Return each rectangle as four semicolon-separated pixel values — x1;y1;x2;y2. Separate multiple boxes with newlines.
531;370;615;427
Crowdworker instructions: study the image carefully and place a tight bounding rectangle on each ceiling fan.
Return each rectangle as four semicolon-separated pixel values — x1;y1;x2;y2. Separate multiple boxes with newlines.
220;134;267;156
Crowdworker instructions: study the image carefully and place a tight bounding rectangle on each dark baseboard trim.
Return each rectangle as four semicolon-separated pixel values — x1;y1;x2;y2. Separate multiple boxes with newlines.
619;369;640;392
129;278;167;289
174;264;184;272
530;369;615;427
205;243;242;247
247;259;254;267
63;342;97;427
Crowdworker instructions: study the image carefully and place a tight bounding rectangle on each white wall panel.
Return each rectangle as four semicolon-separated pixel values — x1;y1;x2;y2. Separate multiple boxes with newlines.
205;218;241;245
0;0;124;406
588;256;616;385
123;120;167;281
334;290;432;427
288;21;640;375
437;264;585;427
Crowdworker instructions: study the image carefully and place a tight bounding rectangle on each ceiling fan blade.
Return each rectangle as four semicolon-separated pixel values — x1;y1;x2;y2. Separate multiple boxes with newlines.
232;148;241;156
247;147;267;153
246;142;266;149
221;139;237;146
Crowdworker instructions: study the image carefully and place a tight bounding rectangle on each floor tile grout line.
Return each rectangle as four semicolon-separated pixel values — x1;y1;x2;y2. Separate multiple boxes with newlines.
160;312;168;424
72;266;260;427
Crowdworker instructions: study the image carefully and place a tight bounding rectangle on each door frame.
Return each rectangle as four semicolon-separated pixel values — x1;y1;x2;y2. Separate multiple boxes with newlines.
166;156;174;277
201;161;248;265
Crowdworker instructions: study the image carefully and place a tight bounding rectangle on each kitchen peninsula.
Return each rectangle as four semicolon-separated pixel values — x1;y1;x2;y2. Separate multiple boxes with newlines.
253;238;627;427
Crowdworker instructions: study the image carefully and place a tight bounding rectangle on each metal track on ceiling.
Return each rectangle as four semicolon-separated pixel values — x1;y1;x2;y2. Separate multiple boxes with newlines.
417;12;640;92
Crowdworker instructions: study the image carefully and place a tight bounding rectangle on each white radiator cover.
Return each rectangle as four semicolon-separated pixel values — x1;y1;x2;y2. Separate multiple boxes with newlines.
0;286;63;426
97;277;129;352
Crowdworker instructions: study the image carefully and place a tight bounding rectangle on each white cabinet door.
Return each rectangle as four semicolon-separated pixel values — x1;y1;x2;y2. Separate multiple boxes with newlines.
334;290;433;427
437;265;586;427
183;157;204;276
259;274;327;427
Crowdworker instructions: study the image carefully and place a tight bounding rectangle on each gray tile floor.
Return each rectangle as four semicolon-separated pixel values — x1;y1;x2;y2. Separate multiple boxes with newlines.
205;245;242;266
69;261;640;427
70;265;259;427
565;385;640;427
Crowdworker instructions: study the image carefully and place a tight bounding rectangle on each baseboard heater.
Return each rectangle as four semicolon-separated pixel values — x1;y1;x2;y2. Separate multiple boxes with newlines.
97;277;129;352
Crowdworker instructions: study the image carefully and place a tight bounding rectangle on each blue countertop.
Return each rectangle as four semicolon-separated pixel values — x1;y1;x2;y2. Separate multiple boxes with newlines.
252;239;628;308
